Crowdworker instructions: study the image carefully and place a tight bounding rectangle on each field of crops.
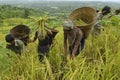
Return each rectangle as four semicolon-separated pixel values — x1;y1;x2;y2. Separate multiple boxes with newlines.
0;1;120;80
0;15;120;80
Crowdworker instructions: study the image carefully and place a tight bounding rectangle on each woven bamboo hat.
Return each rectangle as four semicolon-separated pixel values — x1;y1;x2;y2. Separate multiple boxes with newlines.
68;7;97;38
10;25;30;39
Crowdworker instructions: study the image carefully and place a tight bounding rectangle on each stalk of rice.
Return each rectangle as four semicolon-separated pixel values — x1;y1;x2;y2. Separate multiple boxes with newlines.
75;19;87;26
35;17;52;40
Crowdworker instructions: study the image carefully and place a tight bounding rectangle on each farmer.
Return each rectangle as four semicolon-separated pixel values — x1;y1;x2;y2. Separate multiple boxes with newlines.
5;24;33;55
33;26;58;61
62;20;85;59
114;9;120;15
101;6;111;17
93;6;111;35
5;34;28;55
62;7;97;59
108;9;120;18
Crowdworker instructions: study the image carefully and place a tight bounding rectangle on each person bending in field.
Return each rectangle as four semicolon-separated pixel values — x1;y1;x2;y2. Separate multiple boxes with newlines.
33;26;59;61
114;9;120;15
93;6;111;35
62;20;85;59
5;25;33;55
5;34;27;55
108;9;120;18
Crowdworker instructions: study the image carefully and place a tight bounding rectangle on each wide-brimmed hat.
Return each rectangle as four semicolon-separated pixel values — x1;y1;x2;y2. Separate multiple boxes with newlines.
10;24;30;39
68;7;97;38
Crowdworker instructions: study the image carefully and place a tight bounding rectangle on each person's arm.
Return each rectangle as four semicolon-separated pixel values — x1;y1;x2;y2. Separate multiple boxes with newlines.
27;31;39;43
26;36;34;43
64;31;68;59
28;38;34;43
98;12;104;20
72;30;83;58
33;31;38;42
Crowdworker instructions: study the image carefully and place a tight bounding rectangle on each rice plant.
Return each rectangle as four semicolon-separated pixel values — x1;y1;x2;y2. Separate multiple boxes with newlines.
0;14;120;80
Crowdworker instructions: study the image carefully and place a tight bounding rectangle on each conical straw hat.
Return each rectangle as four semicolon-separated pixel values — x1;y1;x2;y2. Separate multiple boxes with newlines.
10;25;30;39
69;7;97;38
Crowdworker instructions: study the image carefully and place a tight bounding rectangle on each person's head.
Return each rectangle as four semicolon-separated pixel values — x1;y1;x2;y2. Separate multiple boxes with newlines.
62;20;75;31
5;34;15;44
115;9;120;15
96;9;100;13
101;6;111;15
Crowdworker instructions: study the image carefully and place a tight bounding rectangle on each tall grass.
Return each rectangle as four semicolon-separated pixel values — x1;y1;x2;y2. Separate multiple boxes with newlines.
0;22;120;80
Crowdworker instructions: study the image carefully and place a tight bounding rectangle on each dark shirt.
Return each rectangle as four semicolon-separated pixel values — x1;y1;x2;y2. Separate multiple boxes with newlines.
33;26;58;54
34;31;53;47
6;44;21;55
34;30;57;54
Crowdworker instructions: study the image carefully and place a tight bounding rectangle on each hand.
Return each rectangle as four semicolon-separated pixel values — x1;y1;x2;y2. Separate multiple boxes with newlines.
66;53;70;61
33;31;38;42
72;53;75;59
28;39;34;43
